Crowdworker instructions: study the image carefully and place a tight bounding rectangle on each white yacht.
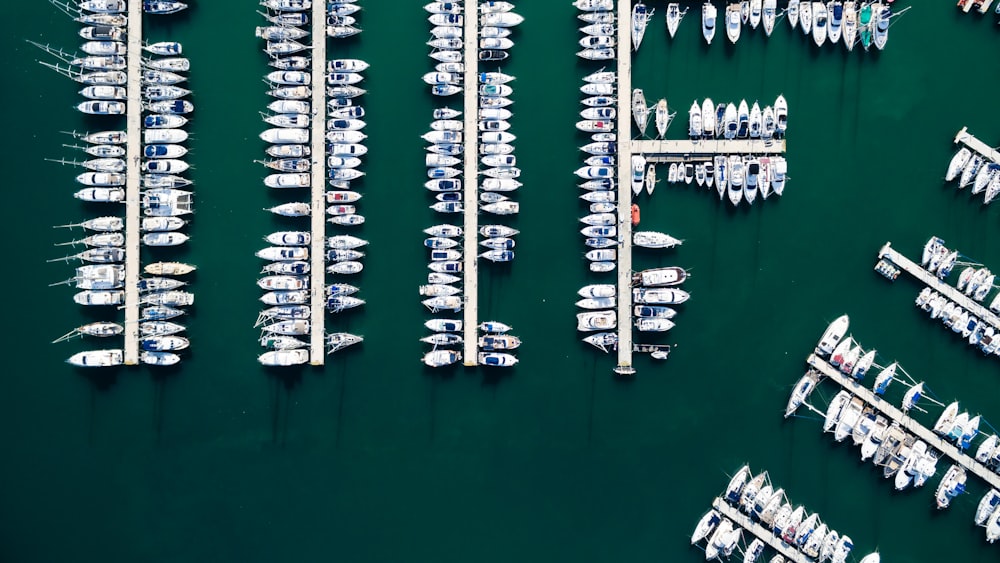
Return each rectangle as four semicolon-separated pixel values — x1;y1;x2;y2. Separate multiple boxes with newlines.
577;311;616;332
702;1;718;44
67;349;124;367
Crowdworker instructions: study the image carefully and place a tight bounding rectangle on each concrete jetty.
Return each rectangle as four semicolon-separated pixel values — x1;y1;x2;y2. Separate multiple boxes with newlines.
634;138;786;161
711;497;813;563
954;127;1000;165
122;0;143;365
462;0;479;366
877;242;1000;332
807;353;1000;491
614;0;635;376
309;0;327;365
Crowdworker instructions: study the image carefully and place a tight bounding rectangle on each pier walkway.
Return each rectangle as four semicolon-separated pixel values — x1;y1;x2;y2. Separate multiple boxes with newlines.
633;139;786;161
711;497;812;563
462;0;479;366
877;242;1000;332
954;127;1000;165
614;0;634;376
123;0;143;365
807;353;1000;491
309;0;327;365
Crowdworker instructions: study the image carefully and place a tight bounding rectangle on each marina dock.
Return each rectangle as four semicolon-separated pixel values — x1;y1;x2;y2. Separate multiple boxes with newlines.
309;0;327;365
614;0;634;376
462;0;479;366
806;353;1000;491
122;0;143;366
633;139;786;161
711;497;812;563
954;126;1000;165
877;242;1000;332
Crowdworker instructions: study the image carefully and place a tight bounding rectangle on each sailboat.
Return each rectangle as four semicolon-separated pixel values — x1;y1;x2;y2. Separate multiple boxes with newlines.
631;3;654;51
654;99;675;138
762;0;777;36
632;89;650;136
665;3;687;39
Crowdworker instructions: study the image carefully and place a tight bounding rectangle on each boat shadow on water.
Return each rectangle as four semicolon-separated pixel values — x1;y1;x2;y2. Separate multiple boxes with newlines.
75;365;124;391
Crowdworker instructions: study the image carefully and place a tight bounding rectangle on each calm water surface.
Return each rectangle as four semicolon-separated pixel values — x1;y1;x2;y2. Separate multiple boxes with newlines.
1;2;999;562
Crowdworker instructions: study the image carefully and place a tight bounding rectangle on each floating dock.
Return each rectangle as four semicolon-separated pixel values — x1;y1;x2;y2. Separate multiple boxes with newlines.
309;0;327;365
711;497;812;563
633;139;786;161
615;0;634;376
807;353;1000;491
122;0;143;366
462;0;479;366
954;127;1000;165
877;242;1000;332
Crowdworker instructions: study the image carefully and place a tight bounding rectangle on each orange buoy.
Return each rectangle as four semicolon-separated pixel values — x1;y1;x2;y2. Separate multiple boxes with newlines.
631;203;640;226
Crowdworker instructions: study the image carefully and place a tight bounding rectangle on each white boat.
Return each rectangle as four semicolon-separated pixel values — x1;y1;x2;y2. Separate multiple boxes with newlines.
872;4;889;50
976;489;1000;526
812;2;828;46
843;1;858;49
142;232;188;247
74;187;125;202
259;349;309;366
425;319;462;332
260;128;309;144
631;155;646;195
828;1;843;44
935;464;967;509
577;310;616;332
688;101;702;137
632;89;650;136
633;287;689;304
665;3;686;38
823;390;850;432
702;1;718;44
633;267;687;287
800;0;813;33
725;3;742;43
946;147;972;182
631;3;654;50
774;94;788;137
423;349;461;367
480;12;523;27
67;349;123;367
785;370;819;418
816;314;849;357
327;235;368;249
144;262;195;277
653;99;675;138
267;202;311;217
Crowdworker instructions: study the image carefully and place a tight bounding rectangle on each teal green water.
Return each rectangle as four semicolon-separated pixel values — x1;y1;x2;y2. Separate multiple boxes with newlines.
3;2;1000;561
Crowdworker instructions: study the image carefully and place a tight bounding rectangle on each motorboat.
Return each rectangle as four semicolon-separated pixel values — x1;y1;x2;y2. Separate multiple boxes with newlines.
702;1;718;44
259;349;309;366
976;489;1000;526
812;2;828;46
426;319;462;332
688;100;703;138
633;267;687;287
935;464;967;509
67;349;124;367
577;311;616;332
423;349;461;367
843;1;858;49
725;3;741;43
632;287;689;304
873;4;889;50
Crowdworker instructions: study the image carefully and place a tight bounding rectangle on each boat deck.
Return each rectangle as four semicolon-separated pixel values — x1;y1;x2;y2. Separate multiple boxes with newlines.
615;0;634;375
633;139;786;161
877;242;1000;332
711;497;813;563
806;353;1000;491
122;0;143;365
954;126;1000;165
309;0;327;364
462;0;479;366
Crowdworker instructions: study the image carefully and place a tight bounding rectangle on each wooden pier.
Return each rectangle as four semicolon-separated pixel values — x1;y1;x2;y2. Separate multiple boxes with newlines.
462;0;479;366
807;353;1000;491
954;127;1000;165
711;497;812;563
309;0;327;365
122;0;143;365
632;139;786;161
877;242;1000;332
614;0;634;376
